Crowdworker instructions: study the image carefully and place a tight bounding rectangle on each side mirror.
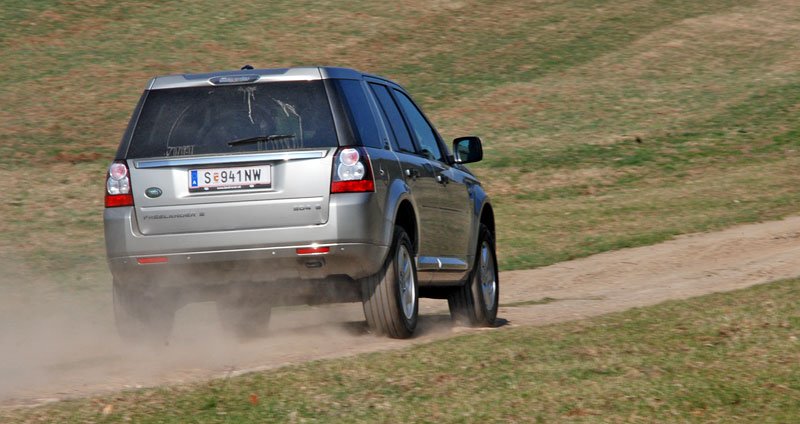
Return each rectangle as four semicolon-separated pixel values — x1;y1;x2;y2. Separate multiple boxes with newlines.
453;136;483;164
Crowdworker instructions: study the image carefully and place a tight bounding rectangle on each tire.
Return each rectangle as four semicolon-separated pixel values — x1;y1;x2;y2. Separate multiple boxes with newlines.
448;224;499;327
216;294;272;340
113;278;175;345
361;226;419;338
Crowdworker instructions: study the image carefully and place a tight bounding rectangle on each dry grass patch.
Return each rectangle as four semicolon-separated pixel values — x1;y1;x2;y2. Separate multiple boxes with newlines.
481;166;629;197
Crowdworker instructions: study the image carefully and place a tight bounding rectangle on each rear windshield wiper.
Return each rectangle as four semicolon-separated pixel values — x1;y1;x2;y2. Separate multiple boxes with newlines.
227;134;296;146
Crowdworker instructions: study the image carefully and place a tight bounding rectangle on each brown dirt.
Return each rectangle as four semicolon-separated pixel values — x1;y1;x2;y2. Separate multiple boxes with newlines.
2;216;800;408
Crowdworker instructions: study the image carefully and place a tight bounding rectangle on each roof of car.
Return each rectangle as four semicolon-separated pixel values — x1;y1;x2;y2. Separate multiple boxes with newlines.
146;66;395;90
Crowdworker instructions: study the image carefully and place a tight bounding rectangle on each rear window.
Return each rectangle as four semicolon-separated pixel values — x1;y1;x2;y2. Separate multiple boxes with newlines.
127;81;337;159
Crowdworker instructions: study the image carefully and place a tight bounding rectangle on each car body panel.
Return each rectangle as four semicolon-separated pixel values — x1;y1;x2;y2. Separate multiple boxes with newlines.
105;66;492;304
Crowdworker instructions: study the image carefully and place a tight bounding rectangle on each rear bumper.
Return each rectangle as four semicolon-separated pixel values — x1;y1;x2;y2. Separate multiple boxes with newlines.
104;192;390;283
107;242;387;285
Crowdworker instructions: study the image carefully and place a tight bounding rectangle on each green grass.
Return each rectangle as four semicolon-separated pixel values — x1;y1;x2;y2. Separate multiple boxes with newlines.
1;0;799;276
3;2;800;421
9;278;800;422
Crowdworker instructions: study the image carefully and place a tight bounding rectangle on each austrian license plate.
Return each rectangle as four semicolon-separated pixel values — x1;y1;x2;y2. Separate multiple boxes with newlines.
189;165;272;192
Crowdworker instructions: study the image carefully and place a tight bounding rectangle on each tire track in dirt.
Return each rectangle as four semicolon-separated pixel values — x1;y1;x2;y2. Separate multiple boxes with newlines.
3;217;800;408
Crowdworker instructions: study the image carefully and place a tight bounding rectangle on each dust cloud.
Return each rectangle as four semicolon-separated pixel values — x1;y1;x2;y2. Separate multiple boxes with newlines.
0;263;455;407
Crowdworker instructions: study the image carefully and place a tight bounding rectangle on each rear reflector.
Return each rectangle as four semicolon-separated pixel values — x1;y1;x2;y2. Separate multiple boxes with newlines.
105;193;134;207
137;256;168;264
331;179;375;193
296;247;330;255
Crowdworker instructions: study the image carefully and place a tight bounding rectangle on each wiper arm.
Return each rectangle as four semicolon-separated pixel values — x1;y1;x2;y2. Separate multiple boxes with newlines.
227;134;296;146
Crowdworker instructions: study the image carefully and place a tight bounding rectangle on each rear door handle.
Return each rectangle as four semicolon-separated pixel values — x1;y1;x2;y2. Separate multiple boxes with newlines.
436;174;449;185
404;168;420;179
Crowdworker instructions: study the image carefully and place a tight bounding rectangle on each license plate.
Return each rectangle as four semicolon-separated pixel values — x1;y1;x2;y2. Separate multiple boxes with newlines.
189;165;272;192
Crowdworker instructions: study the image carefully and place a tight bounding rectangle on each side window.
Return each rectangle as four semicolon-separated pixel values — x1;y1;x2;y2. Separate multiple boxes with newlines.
335;80;382;148
368;83;416;154
392;90;443;162
368;89;398;150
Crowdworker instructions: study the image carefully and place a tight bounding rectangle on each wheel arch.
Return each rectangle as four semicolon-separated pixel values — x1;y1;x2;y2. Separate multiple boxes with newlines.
479;202;496;243
381;177;419;255
467;190;495;269
393;198;418;255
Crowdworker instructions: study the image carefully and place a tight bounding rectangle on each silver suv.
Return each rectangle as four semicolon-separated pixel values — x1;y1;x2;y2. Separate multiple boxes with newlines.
104;66;497;341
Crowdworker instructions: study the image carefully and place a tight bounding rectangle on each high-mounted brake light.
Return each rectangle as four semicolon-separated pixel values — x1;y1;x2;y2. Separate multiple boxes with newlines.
209;75;260;85
105;161;134;207
331;147;375;193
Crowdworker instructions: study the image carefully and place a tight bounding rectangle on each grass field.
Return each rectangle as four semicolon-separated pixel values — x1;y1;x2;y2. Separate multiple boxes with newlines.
7;278;799;422
2;0;799;284
2;0;800;421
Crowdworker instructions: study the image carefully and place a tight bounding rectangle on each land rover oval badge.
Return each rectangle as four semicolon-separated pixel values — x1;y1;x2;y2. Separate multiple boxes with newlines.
145;187;163;198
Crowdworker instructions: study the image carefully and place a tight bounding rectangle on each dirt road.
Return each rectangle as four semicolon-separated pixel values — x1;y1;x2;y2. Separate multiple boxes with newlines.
3;216;800;407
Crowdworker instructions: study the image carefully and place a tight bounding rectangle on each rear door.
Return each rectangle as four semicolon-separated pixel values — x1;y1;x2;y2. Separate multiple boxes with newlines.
368;82;443;258
125;80;338;236
390;89;472;261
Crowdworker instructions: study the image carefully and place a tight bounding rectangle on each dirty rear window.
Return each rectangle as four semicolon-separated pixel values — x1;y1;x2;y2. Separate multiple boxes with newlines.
127;81;337;158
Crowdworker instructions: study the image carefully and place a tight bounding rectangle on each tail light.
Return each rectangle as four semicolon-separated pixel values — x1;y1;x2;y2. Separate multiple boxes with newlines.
105;161;134;207
330;147;375;193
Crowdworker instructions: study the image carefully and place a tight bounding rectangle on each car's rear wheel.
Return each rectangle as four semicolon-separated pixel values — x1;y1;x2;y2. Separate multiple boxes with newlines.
113;278;175;345
361;226;418;338
216;293;272;340
448;224;499;327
